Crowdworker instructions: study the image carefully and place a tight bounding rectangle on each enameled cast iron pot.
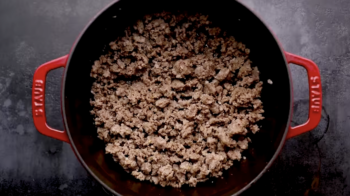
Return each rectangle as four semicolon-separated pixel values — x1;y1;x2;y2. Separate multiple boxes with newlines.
31;0;322;195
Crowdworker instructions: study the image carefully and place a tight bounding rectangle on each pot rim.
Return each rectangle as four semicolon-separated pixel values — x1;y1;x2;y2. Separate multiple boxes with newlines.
61;1;293;195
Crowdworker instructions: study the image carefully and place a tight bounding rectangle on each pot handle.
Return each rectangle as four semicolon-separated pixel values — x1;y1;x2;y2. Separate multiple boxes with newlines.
32;55;70;143
285;52;322;139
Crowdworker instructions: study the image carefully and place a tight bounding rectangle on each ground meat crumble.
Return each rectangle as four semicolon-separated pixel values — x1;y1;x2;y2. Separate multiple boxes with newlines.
90;12;264;188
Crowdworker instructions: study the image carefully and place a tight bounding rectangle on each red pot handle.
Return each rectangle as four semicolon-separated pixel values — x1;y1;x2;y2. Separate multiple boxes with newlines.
32;55;70;143
285;52;322;139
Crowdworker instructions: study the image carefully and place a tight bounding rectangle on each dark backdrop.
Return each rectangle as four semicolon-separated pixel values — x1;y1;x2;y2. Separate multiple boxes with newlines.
0;0;346;195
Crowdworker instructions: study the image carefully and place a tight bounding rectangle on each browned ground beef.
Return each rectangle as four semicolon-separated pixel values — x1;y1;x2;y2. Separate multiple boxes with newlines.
90;12;264;188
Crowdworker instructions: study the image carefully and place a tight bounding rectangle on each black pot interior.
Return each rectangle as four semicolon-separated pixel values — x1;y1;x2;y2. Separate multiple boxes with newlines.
63;0;291;195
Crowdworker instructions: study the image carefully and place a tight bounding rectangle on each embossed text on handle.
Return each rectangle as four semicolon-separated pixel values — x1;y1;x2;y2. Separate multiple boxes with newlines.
34;80;44;117
310;76;321;113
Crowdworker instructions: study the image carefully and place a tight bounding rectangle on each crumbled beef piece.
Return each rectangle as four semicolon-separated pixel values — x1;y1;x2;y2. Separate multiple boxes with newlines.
227;119;248;136
142;122;157;135
201;94;215;105
141;162;152;174
156;98;171;108
188;176;198;187
110;124;132;138
173;60;193;78
215;68;230;81
210;103;220;114
204;82;217;95
250;124;260;134
171;80;185;90
154;136;167;150
185;104;198;119
237;138;249;150
97;127;110;142
91;12;264;188
132;171;146;181
158;164;174;183
227;149;242;161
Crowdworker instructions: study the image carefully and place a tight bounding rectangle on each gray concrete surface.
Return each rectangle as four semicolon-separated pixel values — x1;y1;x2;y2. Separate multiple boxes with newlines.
0;0;347;195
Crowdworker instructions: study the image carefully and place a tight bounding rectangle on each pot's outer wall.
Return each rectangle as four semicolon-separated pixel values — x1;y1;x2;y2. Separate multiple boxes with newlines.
63;0;291;195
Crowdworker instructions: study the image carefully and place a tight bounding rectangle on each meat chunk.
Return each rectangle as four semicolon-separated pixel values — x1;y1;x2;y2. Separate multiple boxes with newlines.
97;127;110;142
158;164;174;181
141;162;152;174
173;59;193;78
201;94;215;105
227;149;242;161
227;119;248;136
185;104;198;119
215;68;230;81
110;124;132;138
132;171;146;181
171;80;185;90
154;136;167;150
156;98;170;108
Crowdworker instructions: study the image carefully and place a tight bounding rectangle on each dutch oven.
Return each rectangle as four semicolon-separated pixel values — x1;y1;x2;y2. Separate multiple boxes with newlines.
31;0;322;195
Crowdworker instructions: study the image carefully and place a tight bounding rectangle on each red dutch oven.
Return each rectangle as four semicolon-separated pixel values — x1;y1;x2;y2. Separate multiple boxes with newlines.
32;0;322;195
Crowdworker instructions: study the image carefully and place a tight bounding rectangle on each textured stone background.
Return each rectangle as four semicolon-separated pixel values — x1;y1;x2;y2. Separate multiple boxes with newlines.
0;0;347;195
